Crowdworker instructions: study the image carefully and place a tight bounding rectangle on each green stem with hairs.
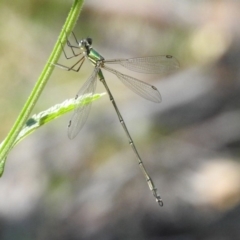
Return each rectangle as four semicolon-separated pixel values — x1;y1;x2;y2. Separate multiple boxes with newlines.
0;0;85;176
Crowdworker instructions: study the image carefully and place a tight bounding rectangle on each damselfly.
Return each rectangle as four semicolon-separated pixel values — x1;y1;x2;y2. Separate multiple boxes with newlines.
54;32;179;206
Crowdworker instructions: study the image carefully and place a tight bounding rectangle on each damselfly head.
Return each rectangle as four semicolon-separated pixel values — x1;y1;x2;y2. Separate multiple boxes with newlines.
79;38;92;47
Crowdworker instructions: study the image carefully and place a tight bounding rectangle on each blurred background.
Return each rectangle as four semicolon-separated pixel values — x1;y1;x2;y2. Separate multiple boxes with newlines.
0;0;240;239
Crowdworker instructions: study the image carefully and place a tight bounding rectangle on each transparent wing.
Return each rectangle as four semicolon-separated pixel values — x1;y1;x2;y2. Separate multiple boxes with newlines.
104;55;179;74
68;67;99;139
103;66;161;103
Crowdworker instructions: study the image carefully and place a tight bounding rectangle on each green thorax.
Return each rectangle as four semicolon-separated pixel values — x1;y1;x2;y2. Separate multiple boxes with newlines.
88;48;104;65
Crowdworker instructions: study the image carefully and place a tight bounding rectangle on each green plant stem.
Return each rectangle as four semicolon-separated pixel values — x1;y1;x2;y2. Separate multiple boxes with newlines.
0;0;85;175
10;93;105;149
